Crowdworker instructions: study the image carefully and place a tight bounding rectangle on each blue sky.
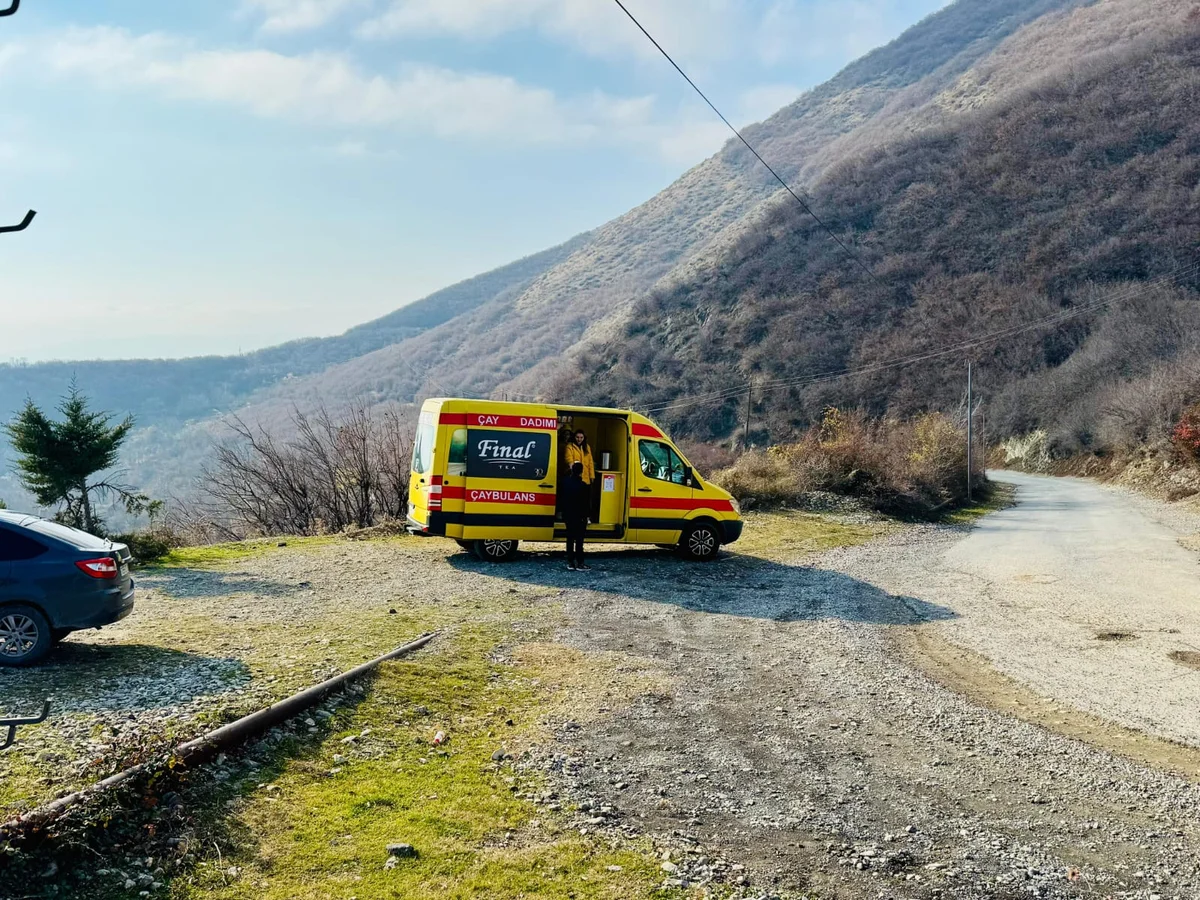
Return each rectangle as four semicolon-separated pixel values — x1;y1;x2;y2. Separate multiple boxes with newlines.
0;0;949;362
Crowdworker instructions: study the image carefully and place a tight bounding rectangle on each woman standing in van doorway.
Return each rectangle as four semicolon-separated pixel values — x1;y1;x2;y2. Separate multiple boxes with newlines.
565;429;594;485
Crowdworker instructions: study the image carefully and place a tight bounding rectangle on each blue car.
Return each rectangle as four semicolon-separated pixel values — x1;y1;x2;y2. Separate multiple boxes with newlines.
0;511;135;667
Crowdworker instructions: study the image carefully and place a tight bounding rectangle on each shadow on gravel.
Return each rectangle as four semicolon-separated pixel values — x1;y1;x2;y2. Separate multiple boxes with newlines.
141;568;308;600
449;548;954;625
0;643;251;712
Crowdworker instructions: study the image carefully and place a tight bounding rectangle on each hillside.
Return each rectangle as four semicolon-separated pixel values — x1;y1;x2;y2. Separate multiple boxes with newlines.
558;0;1200;453
235;0;1097;415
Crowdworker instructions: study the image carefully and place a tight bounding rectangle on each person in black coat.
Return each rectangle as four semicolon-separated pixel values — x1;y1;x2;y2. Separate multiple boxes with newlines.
561;461;590;571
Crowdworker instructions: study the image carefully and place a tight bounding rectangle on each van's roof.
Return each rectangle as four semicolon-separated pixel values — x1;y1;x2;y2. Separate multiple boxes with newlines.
424;397;653;420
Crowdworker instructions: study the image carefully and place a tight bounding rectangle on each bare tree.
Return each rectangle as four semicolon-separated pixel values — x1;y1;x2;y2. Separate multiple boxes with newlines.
197;402;415;538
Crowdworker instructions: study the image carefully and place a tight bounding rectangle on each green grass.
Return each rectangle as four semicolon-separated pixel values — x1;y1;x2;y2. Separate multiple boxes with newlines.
168;626;676;900
940;483;1017;526
735;509;889;561
157;536;342;568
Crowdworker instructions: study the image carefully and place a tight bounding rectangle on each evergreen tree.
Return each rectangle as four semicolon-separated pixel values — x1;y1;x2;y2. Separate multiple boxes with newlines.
4;382;154;533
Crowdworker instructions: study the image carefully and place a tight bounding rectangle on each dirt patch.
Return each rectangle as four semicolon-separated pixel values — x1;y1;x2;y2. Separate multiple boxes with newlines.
1095;631;1137;642
897;626;1200;781
1014;573;1060;585
1169;650;1200;671
1181;534;1200;554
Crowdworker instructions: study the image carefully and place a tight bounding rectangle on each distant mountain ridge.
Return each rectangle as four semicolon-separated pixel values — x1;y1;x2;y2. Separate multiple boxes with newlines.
0;234;590;506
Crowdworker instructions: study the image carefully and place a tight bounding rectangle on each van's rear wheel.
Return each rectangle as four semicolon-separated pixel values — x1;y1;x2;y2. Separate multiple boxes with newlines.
474;540;519;563
680;523;720;562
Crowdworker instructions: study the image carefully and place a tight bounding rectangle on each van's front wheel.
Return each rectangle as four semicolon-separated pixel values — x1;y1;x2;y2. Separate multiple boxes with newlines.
474;540;519;563
680;523;720;562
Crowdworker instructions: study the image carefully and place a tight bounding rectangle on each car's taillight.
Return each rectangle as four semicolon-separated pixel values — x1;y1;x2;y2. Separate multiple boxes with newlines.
76;557;119;579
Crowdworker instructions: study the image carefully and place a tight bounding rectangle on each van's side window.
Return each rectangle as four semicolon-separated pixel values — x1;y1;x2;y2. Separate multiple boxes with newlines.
638;441;688;485
412;423;436;476
448;428;468;476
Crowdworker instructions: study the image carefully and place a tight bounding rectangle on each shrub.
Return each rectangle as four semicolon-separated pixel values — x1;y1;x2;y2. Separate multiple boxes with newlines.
1173;405;1200;465
113;528;179;565
712;409;981;517
710;450;803;506
1000;430;1053;473
676;440;738;478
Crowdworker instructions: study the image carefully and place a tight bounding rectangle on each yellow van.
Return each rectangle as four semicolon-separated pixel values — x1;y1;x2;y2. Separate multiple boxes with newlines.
407;399;743;561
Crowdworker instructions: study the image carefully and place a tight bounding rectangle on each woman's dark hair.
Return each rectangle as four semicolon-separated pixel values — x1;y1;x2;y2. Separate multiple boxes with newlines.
572;431;590;452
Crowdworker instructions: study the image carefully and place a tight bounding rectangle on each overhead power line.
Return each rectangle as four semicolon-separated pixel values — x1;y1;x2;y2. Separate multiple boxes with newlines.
609;0;888;292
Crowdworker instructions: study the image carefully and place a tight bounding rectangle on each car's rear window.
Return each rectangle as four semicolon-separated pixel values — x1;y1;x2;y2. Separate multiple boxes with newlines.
0;527;48;561
24;520;113;550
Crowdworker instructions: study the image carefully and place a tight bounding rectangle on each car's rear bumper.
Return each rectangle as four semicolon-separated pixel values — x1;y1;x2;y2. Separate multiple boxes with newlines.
67;581;135;629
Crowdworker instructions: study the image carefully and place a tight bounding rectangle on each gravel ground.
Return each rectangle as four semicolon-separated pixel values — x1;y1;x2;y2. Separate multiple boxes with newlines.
5;484;1200;899
532;542;1200;900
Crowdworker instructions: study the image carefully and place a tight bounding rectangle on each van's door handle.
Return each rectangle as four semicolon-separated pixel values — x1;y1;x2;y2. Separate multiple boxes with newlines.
638;488;652;493
539;484;554;489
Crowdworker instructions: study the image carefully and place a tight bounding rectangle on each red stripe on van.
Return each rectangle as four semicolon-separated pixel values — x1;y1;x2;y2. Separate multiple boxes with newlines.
440;486;555;505
632;423;665;439
630;497;735;512
465;490;556;506
439;413;468;426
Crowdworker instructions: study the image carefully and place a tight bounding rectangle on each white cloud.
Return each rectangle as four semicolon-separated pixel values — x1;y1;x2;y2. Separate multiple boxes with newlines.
330;139;369;157
0;43;26;71
241;0;367;34
359;0;740;66
40;27;660;145
32;26;804;167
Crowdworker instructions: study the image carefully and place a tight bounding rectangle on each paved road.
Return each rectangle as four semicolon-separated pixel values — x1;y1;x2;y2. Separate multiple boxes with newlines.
851;470;1200;746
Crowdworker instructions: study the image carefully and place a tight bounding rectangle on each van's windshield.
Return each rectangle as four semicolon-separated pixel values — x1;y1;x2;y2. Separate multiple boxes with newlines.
412;423;436;475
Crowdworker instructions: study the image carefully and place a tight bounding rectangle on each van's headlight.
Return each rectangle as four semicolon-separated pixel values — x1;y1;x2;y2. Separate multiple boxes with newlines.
730;498;741;515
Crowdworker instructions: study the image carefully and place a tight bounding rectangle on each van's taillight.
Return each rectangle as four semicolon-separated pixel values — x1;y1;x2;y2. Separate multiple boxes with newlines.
76;557;119;579
428;475;444;510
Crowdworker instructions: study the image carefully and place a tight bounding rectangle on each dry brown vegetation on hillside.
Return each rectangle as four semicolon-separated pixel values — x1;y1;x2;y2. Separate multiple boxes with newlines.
563;3;1200;458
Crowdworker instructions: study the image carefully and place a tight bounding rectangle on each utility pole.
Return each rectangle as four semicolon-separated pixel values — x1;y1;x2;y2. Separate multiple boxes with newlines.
966;361;974;503
743;380;753;450
979;400;986;478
